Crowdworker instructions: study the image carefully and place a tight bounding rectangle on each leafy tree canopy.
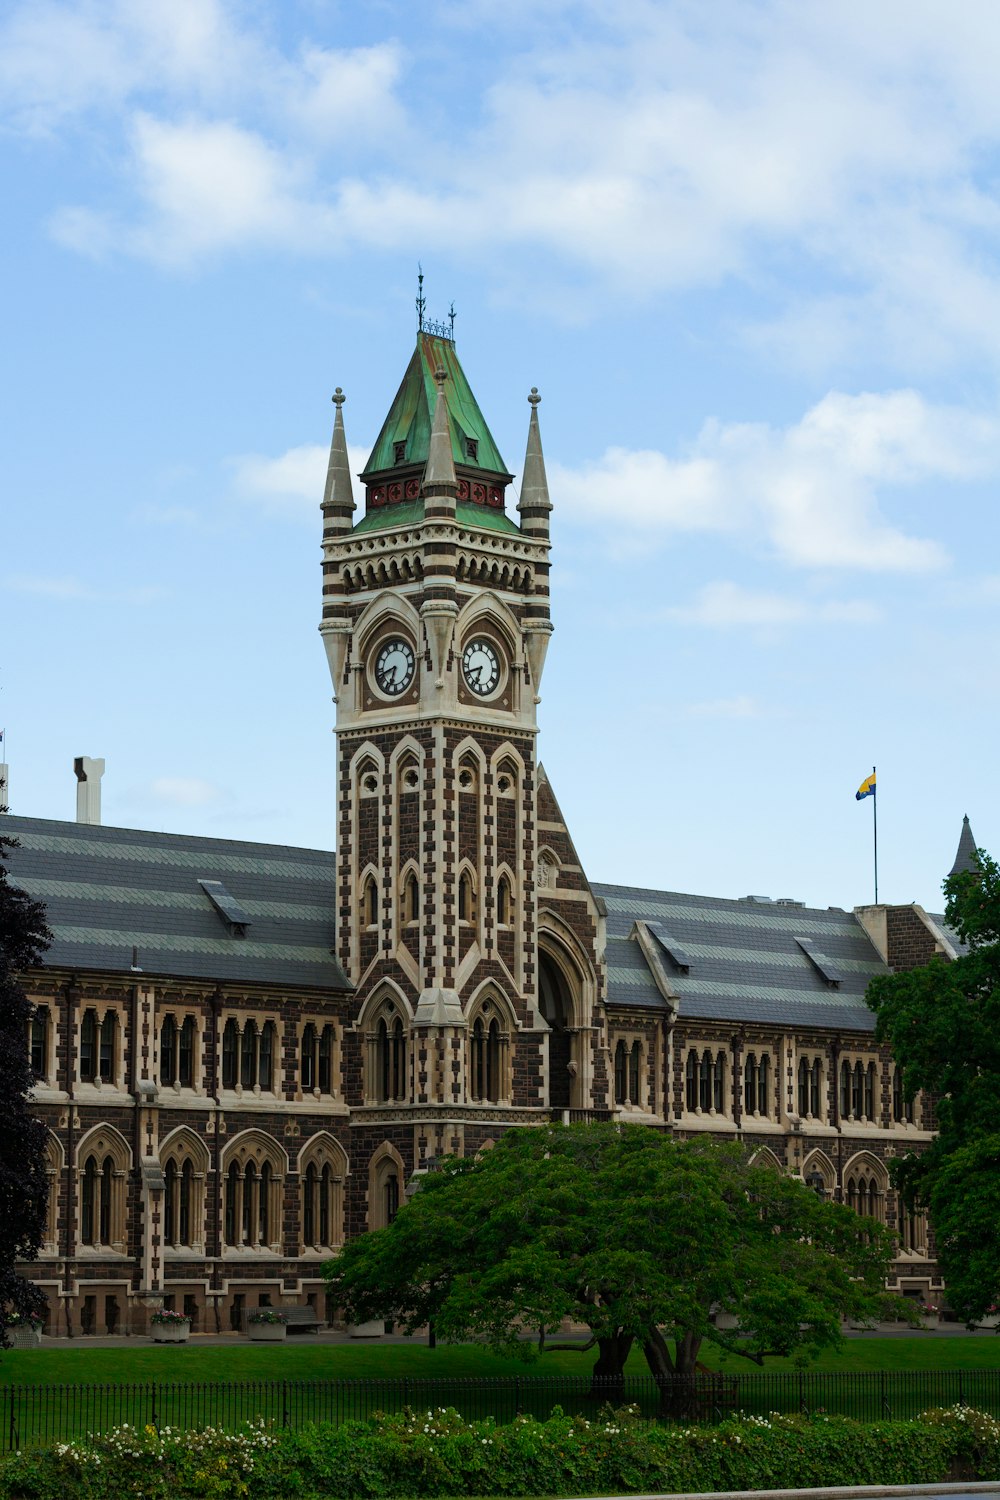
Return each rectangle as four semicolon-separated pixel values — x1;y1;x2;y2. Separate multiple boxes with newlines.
0;835;51;1344
867;847;1000;1324
327;1124;900;1396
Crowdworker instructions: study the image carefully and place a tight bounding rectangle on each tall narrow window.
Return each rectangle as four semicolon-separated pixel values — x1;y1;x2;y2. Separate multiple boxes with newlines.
745;1054;758;1115
404;873;419;923
179;1017;195;1087
222;1020;238;1089
225;1163;239;1245
241;1023;257;1090
99;1157;113;1243
798;1057;809;1116
160;1016;176;1086
180;1159;192;1245
758;1054;769;1115
458;872;470;922
486;1020;501;1103
614;1041;627;1106
628;1041;641;1107
303;1163;317;1246
390;1017;405;1101
852;1061;864;1118
810;1058;822;1118
164;1158;177;1244
259;1161;271;1245
301;1024;317;1090
496;876;511;926
82;1156;96;1243
319;1163;332;1245
80;1009;97;1083
864;1061;877;1121
30;1008;48;1079
99;1013;116;1082
713;1051;725;1113
699;1050;711;1112
384;1172;399;1224
363;877;378;927
242;1163;257;1244
685;1050;697;1111
318;1026;333;1094
259;1023;275;1090
472;1019;486;1101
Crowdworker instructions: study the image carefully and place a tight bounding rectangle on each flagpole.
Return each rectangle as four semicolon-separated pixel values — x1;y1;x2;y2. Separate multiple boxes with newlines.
872;763;878;904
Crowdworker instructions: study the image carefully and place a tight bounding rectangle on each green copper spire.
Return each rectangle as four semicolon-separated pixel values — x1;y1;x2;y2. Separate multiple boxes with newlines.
361;333;511;483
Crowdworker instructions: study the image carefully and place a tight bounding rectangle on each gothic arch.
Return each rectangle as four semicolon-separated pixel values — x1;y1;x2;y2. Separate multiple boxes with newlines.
389;735;424;774
42;1132;63;1252
843;1149;889;1187
537;911;596;1032
298;1133;349;1252
748;1146;783;1173
76;1123;131;1171
368;1140;406;1231
295;1131;350;1177
802;1148;836;1194
455;592;521;659
356;979;414;1029
159;1125;211;1174
221;1128;288;1175
353;589;421;656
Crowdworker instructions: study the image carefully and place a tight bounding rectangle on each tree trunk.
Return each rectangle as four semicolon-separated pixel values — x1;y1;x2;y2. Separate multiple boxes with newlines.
589;1332;633;1400
643;1324;706;1418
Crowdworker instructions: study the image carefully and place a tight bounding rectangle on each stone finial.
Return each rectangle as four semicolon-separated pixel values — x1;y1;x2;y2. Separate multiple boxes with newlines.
518;384;553;519
321;385;355;526
423;367;458;497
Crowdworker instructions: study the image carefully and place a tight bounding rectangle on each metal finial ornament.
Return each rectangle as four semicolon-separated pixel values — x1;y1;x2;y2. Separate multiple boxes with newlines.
449;302;456;340
332;387;345;407
416;266;425;333
528;387;541;406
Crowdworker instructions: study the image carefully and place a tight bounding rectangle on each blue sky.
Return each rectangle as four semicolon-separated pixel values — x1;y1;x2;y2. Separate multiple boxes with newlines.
3;0;998;913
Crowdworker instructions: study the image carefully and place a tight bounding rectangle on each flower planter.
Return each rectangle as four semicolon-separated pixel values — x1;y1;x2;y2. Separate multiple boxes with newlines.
8;1327;42;1349
248;1322;287;1341
152;1322;191;1343
348;1319;385;1339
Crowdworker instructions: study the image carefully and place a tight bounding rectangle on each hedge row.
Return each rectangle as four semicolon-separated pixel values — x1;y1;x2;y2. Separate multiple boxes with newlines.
2;1402;1000;1500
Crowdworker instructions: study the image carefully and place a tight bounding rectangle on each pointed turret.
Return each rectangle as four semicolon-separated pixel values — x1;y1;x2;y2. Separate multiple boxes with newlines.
949;814;979;877
517;387;552;541
355;331;517;535
422;368;458;519
320;388;355;537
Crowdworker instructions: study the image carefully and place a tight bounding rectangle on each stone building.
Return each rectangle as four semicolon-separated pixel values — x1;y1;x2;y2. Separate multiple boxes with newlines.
5;326;973;1334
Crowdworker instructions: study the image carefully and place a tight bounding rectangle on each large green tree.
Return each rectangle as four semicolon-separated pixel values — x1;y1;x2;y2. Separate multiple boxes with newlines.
0;836;51;1346
867;847;1000;1324
327;1124;898;1403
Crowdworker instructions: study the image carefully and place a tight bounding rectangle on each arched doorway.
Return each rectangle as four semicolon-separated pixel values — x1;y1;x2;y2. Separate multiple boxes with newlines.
538;949;575;1109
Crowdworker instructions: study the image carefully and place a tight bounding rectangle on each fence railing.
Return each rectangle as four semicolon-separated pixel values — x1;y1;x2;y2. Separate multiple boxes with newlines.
4;1369;1000;1452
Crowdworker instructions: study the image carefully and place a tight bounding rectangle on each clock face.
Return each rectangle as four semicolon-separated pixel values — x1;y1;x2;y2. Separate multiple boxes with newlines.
374;638;415;696
462;637;501;697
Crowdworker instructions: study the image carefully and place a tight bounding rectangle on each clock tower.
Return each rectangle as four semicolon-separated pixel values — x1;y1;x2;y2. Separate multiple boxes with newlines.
318;320;606;1225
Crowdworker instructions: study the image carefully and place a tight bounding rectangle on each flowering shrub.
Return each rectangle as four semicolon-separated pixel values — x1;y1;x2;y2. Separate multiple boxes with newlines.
247;1308;288;1325
5;1311;43;1330
150;1309;190;1326
0;1403;998;1498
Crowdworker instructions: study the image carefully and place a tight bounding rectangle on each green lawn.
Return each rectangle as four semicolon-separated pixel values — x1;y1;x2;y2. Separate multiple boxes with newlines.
2;1333;1000;1386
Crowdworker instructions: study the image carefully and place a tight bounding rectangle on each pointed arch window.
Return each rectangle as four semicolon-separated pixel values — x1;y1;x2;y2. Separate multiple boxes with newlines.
80;1143;126;1250
300;1146;345;1252
744;1053;770;1116
362;876;379;928
892;1066;915;1124
458;870;475;923
374;1015;406;1103
496;874;512;926
403;872;419;924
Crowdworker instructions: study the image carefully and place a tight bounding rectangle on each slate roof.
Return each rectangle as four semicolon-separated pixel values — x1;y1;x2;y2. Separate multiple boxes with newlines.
3;816;347;992
594;883;889;1033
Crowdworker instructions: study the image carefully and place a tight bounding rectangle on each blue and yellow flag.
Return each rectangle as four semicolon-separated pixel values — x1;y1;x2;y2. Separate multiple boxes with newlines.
856;772;876;801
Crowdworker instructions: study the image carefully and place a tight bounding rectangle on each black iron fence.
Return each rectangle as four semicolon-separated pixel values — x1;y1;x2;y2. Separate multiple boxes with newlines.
4;1369;1000;1452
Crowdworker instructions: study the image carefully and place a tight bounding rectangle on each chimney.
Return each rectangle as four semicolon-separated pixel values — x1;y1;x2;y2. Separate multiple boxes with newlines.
74;757;106;825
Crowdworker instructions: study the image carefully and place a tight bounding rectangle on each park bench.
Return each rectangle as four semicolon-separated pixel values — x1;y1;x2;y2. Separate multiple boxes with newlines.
283;1307;325;1334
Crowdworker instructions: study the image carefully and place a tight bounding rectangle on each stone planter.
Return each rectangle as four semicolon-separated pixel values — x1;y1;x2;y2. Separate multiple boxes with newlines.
348;1319;385;1339
248;1322;287;1341
8;1327;42;1349
152;1321;191;1343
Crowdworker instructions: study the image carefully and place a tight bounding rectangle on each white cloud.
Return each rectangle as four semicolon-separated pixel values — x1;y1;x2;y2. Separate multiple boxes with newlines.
663;582;879;629
553;388;999;571
3;573;96;599
231;442;371;517
149;776;219;807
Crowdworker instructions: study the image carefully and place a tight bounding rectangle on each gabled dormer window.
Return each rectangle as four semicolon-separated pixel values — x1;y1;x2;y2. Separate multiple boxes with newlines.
393;441;406;464
465;438;478;461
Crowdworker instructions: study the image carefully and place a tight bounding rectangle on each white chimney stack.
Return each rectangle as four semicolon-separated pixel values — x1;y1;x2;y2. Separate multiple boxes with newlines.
74;756;105;825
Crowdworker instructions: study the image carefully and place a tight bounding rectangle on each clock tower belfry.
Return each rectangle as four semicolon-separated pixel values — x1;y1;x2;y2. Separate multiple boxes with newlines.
318;324;605;1206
